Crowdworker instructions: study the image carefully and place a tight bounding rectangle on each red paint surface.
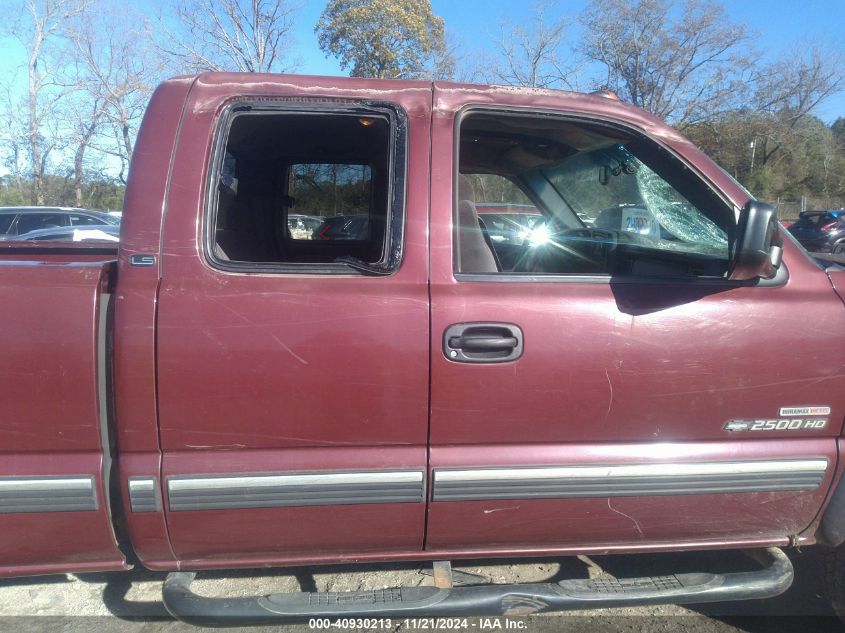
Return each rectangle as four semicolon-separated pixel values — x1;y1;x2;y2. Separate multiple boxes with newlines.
0;260;111;453
0;453;127;576
118;452;174;566
148;535;795;573
427;441;835;549
115;76;194;454
428;269;844;445
0;260;125;575
426;84;845;550
163;448;426;560
1;75;844;576
112;78;196;569
154;75;432;560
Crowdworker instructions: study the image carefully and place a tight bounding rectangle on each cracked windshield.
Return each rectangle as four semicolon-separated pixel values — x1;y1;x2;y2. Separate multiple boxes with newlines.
543;145;729;257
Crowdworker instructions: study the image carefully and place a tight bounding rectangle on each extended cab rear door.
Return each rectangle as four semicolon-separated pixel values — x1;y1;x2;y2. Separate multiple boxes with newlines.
426;84;845;554
154;76;432;566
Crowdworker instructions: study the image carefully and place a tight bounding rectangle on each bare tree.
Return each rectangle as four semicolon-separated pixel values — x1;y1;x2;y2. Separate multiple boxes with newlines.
490;3;578;89
62;93;106;205
160;0;300;74
580;0;752;126
68;3;163;184
6;0;90;205
755;46;845;129
419;29;458;81
743;46;845;170
0;84;29;202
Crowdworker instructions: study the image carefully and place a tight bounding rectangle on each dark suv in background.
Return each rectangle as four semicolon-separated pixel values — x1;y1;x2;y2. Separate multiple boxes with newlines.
0;207;119;239
787;210;845;254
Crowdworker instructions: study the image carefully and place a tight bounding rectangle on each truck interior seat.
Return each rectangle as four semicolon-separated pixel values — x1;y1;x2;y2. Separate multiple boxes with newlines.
456;174;499;273
215;194;264;262
214;172;280;262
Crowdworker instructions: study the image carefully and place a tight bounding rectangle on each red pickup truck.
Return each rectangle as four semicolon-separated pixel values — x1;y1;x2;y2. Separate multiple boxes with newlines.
3;73;845;624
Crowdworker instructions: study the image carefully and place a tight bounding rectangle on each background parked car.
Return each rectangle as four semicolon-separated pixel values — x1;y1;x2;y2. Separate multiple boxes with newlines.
787;210;845;254
287;213;324;239
7;225;120;242
312;214;370;240
0;206;120;239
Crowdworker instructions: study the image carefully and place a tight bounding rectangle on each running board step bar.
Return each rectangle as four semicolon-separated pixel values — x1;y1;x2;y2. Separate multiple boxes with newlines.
162;547;792;626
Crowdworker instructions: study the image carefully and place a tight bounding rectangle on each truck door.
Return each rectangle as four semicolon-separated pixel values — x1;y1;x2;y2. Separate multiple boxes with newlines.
155;78;432;566
426;85;844;554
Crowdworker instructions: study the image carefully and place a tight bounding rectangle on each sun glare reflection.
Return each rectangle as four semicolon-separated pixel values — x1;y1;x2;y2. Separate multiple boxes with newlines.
528;224;551;247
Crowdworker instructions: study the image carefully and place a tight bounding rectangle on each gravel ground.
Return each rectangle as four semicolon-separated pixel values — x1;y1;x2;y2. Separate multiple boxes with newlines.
0;546;841;633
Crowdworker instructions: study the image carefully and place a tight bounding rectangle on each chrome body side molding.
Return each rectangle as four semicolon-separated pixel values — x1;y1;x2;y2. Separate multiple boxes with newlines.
432;460;829;502
167;470;425;511
128;477;161;512
0;476;98;513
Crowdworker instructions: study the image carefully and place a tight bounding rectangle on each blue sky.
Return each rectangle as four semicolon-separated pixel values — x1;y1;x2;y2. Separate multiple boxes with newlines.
2;0;844;120
293;0;845;123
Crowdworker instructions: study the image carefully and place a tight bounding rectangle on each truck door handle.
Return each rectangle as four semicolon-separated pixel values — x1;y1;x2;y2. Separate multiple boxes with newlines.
448;335;518;350
443;323;523;363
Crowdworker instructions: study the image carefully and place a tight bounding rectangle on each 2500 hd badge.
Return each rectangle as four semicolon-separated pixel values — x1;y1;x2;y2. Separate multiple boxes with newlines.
724;405;831;432
725;419;828;432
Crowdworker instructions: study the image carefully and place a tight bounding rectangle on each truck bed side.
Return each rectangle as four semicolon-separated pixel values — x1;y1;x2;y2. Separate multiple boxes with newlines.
0;251;126;576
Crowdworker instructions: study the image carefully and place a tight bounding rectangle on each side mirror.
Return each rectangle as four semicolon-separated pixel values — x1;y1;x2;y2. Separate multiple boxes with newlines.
729;201;783;281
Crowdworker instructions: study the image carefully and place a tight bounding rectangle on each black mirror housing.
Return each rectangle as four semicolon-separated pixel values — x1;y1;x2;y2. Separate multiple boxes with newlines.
729;201;783;281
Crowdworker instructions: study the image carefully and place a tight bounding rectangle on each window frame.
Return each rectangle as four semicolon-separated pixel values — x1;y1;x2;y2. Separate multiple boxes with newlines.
203;99;408;276
452;105;787;288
